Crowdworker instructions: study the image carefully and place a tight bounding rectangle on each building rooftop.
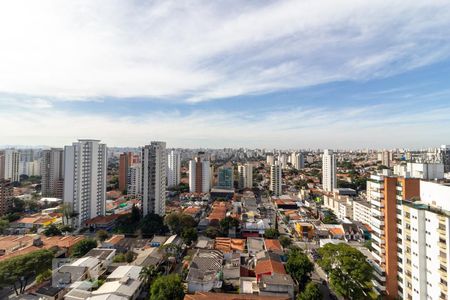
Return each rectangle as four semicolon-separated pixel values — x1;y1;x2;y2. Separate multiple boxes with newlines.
184;292;289;300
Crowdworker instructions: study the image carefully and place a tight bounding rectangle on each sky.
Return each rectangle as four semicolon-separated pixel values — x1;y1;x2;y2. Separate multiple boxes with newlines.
1;0;450;149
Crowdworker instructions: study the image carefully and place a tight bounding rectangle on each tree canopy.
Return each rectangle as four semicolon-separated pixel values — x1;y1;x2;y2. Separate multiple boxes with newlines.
285;248;314;290
317;243;373;300
150;274;185;300
264;227;280;239
96;229;109;242
219;216;239;236
0;249;53;295
297;282;322;300
43;224;62;236
164;212;197;235
141;213;168;237
71;238;97;258
279;235;292;248
181;227;198;245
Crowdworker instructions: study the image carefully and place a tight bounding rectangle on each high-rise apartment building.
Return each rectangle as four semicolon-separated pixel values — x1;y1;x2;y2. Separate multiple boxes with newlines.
41;148;64;198
266;154;274;165
292;152;305;170
119;152;132;193
127;164;142;196
189;153;211;193
279;153;288;169
167;150;181;187
63;139;107;227
368;174;420;299
238;163;253;189
270;162;282;196
0;179;13;216
322;149;336;192
396;180;450;300
0;151;5;180
380;150;393;167
4;150;20;182
217;166;234;189
142;141;166;216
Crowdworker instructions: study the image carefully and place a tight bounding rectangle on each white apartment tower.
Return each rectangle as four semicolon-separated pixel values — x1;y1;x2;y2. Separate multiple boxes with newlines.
396;181;450;300
127;164;142;196
4;150;20;182
266;154;274;165
270;162;282;196
189;153;211;193
142;141;166;216
167;150;181;187
292;152;305;170
238;163;253;189
322;149;336;192
41;148;64;198
63;139;107;227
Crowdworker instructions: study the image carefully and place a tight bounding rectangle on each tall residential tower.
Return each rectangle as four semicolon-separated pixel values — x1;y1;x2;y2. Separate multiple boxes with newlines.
142;141;166;216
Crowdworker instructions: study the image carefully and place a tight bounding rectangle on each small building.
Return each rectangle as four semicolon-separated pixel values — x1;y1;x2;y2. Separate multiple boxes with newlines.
259;273;295;299
150;236;168;247
294;222;314;240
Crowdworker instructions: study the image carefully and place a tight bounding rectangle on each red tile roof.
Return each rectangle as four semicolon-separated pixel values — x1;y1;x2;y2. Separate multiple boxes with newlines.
255;259;286;276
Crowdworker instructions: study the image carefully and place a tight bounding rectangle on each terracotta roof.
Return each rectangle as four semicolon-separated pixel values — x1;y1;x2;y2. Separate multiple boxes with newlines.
255;259;286;276
104;234;125;245
264;239;282;252
84;214;121;225
0;235;85;261
184;292;289;300
329;227;345;236
214;238;246;253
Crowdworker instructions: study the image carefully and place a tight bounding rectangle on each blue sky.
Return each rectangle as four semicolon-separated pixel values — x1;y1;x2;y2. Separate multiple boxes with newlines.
1;0;450;148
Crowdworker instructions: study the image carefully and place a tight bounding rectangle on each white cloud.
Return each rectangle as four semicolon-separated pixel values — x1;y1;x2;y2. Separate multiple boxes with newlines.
1;103;449;149
0;0;449;102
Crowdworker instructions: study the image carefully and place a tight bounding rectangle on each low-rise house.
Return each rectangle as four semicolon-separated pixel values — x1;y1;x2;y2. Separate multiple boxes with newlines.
101;235;126;250
34;285;65;300
247;237;265;255
187;250;223;293
149;236;168;247
214;237;246;254
132;247;163;267
254;253;286;281
264;239;283;254
184;292;289;300
84;214;121;231
223;252;241;284
259;273;295;299
195;236;214;250
294;222;315;240
84;248;116;266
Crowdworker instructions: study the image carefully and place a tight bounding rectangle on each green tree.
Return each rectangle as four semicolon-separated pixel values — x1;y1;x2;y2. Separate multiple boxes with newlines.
219;216;239;236
297;282;322;300
165;212;197;235
205;226;219;239
279;236;292;249
285;248;314;290
113;253;126;263
150;274;185;300
318;243;373;299
0;249;53;295
36;269;52;284
125;251;134;263
140;213;168;237
264;227;280;239
60;225;74;233
96;229;109;242
139;265;159;288
43;224;62;236
0;219;9;234
71;238;98;258
131;204;141;223
181;227;198;245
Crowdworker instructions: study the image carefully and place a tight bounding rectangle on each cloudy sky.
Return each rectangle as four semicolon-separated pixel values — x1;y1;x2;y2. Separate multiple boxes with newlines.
1;0;450;149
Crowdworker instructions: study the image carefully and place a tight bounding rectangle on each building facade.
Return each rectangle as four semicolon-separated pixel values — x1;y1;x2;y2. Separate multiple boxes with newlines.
0;179;13;216
270;163;282;196
217;166;234;189
167;150;181;187
127;164;142;197
322;149;336;192
41;148;64;198
189;153;211;193
142;141;166;216
238;163;253;189
119;152;132;193
4;150;20;182
292;152;305;170
396;182;450;300
63;139;107;227
368;174;420;299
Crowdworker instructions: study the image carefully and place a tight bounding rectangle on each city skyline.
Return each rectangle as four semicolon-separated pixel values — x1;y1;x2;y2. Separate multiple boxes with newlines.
1;1;450;148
